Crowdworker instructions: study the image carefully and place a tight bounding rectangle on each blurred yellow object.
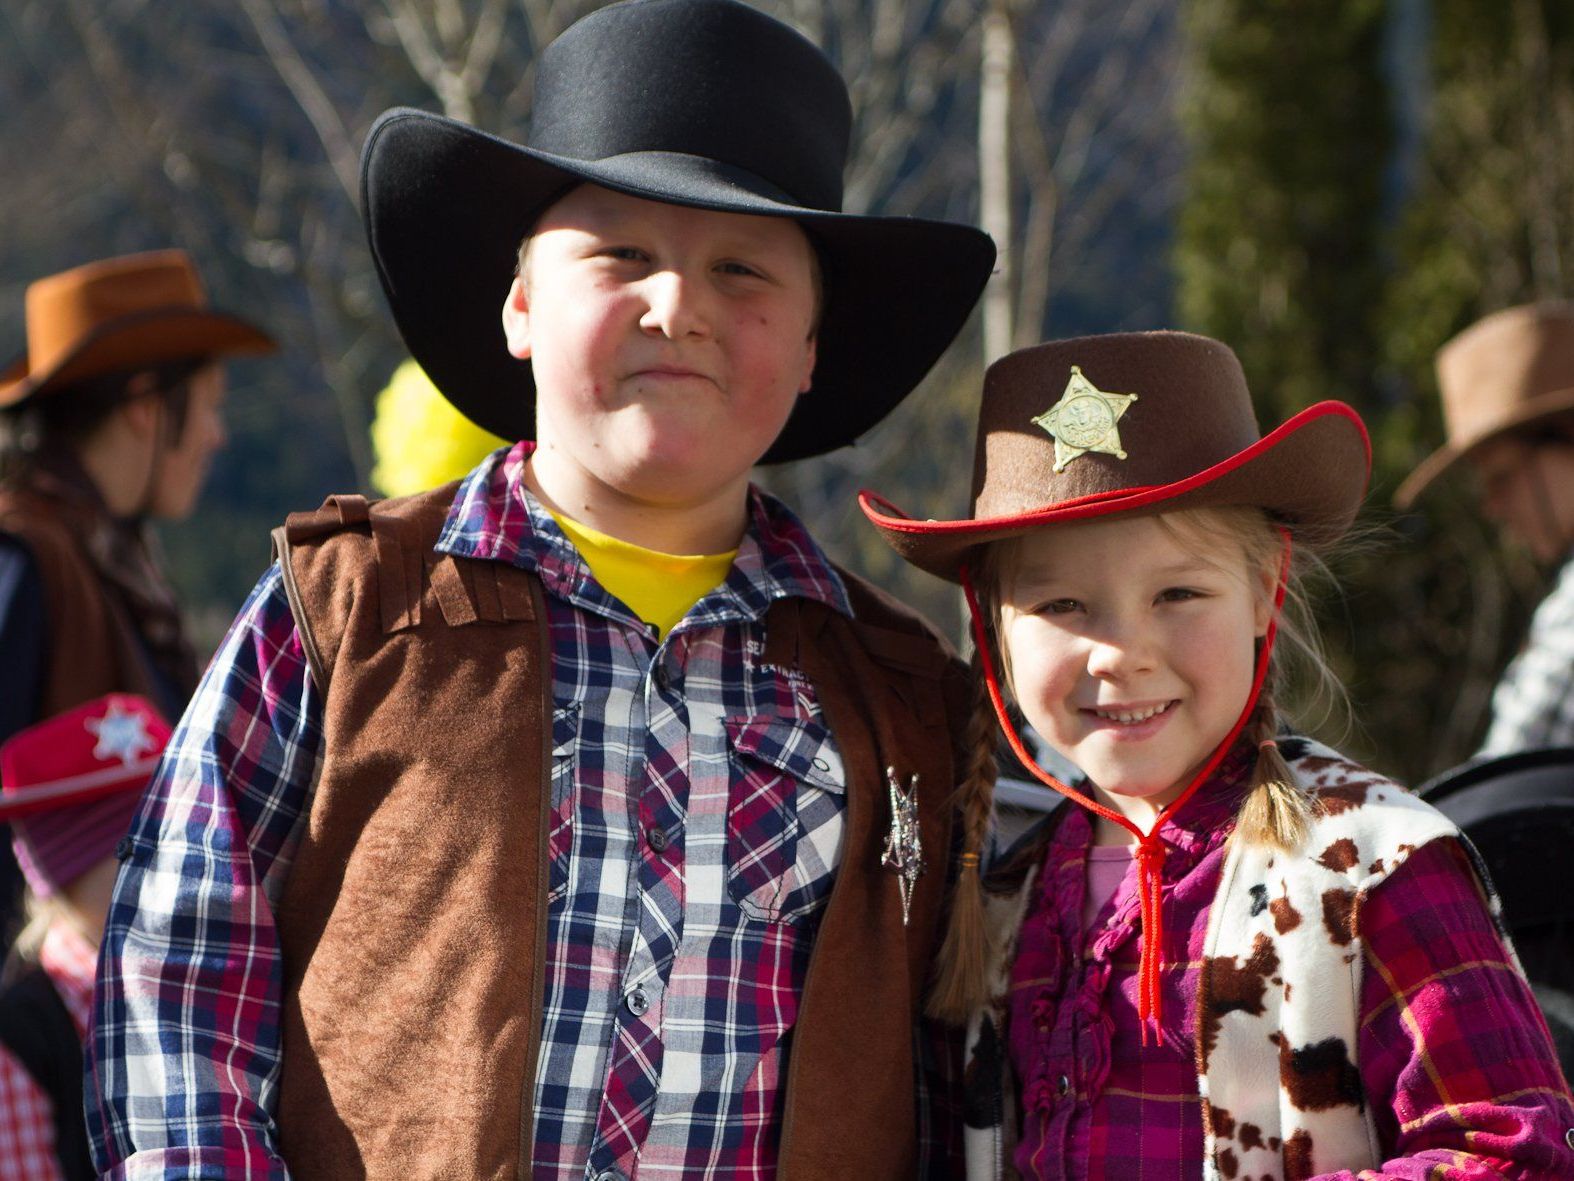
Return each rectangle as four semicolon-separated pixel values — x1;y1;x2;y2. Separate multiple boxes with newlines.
369;359;510;496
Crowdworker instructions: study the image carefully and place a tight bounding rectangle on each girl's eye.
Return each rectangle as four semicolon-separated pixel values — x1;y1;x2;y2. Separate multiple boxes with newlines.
602;246;647;262
717;260;764;278
1157;587;1202;603
1038;598;1082;615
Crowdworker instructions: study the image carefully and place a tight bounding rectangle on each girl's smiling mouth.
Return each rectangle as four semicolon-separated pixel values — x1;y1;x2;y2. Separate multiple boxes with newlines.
1083;700;1178;726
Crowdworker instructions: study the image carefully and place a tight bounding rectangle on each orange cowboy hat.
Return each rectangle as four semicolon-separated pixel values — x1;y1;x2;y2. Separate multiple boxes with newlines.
0;250;275;410
1395;301;1574;509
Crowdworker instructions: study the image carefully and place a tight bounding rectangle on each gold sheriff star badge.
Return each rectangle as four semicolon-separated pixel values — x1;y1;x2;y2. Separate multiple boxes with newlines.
1032;366;1138;472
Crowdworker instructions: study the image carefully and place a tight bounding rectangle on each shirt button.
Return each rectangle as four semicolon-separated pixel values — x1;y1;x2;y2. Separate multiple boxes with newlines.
653;663;670;691
1056;1073;1071;1097
115;835;133;861
626;986;649;1017
646;826;669;853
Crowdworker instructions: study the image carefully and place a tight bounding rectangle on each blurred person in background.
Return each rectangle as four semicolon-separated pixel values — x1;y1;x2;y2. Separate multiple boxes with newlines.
0;694;170;1181
1397;302;1574;755
1398;303;1574;1076
0;250;274;934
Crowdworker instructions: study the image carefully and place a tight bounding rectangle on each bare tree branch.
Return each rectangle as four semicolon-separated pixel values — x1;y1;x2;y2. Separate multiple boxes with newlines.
237;0;361;202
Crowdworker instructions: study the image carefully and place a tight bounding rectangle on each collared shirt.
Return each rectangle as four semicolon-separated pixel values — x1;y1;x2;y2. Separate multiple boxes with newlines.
1481;553;1574;754
1001;743;1574;1177
89;442;865;1180
0;920;97;1181
1006;745;1574;1179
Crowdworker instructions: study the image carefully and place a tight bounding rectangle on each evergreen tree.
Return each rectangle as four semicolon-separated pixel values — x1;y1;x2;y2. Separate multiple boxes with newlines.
1176;0;1574;780
1371;0;1574;774
1175;0;1392;424
1383;0;1574;398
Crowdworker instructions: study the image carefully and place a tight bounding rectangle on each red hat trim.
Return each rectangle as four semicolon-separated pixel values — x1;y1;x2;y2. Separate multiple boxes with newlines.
861;400;1369;543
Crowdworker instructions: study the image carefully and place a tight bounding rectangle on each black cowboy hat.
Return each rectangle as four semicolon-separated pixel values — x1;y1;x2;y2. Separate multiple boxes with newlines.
361;0;996;463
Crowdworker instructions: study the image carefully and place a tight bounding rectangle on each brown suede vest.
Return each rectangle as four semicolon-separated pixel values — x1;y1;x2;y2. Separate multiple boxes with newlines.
271;486;964;1180
0;485;157;717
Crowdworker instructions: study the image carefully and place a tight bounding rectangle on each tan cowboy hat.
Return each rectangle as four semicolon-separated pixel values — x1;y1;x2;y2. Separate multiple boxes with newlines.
0;250;275;410
860;331;1371;580
1394;301;1574;509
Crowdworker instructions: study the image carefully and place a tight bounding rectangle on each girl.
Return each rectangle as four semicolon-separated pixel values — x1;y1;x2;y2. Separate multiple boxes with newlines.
862;332;1574;1179
0;694;171;1181
0;251;272;934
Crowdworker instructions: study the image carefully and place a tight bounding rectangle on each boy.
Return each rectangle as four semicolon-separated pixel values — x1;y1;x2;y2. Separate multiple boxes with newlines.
88;1;995;1178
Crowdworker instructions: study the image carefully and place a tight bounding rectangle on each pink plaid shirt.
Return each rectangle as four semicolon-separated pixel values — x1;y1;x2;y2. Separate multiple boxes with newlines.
1007;748;1574;1179
0;921;96;1181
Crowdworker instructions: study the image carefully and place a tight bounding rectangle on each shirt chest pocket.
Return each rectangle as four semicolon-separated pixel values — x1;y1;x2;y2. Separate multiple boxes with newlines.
723;714;847;924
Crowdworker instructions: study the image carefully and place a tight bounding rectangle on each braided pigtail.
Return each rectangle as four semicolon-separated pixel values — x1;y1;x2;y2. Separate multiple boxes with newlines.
927;645;1000;1025
1233;686;1316;851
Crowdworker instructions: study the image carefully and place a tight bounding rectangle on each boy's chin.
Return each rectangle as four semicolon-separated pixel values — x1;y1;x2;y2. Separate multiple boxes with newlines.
611;434;768;490
599;449;760;508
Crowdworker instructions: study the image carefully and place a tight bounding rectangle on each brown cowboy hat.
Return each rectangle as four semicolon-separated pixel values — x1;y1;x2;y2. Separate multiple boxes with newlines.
1394;301;1574;509
860;331;1371;580
0;250;275;410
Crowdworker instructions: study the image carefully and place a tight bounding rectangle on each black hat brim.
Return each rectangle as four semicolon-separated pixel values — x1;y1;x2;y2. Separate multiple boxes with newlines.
362;108;996;463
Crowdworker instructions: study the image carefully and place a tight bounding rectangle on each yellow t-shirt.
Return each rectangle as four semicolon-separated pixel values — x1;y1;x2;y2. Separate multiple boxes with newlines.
549;511;737;638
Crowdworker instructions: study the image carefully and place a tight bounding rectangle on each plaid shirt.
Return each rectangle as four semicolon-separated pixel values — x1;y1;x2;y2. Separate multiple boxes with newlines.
1006;749;1574;1179
1481;554;1574;755
88;443;884;1180
0;921;96;1181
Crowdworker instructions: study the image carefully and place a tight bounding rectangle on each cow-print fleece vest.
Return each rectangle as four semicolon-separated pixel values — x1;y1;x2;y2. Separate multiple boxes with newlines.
1198;738;1481;1180
962;738;1500;1181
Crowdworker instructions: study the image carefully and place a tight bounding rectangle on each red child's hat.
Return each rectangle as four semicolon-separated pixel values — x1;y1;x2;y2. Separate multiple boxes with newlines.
0;694;171;897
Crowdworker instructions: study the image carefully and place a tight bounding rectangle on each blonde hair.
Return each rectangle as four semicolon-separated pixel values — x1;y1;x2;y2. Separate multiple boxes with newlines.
928;504;1347;1024
1157;506;1347;848
0;889;68;987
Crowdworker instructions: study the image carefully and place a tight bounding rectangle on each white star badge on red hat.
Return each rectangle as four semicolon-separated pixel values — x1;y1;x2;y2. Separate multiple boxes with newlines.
85;701;160;767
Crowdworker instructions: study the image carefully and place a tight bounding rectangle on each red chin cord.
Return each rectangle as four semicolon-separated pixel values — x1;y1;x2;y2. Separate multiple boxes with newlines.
960;528;1292;1046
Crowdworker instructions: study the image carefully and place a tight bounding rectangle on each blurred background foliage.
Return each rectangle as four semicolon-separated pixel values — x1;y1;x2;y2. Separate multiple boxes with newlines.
1;0;1570;783
1176;0;1573;780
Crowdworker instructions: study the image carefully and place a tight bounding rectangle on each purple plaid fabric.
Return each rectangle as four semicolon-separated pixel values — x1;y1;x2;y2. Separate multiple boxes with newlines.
1007;749;1574;1179
88;442;907;1180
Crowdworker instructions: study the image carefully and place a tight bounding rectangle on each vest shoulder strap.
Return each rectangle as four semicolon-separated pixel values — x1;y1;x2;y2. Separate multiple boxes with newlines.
0;488;99;625
0;486;159;713
270;483;470;693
